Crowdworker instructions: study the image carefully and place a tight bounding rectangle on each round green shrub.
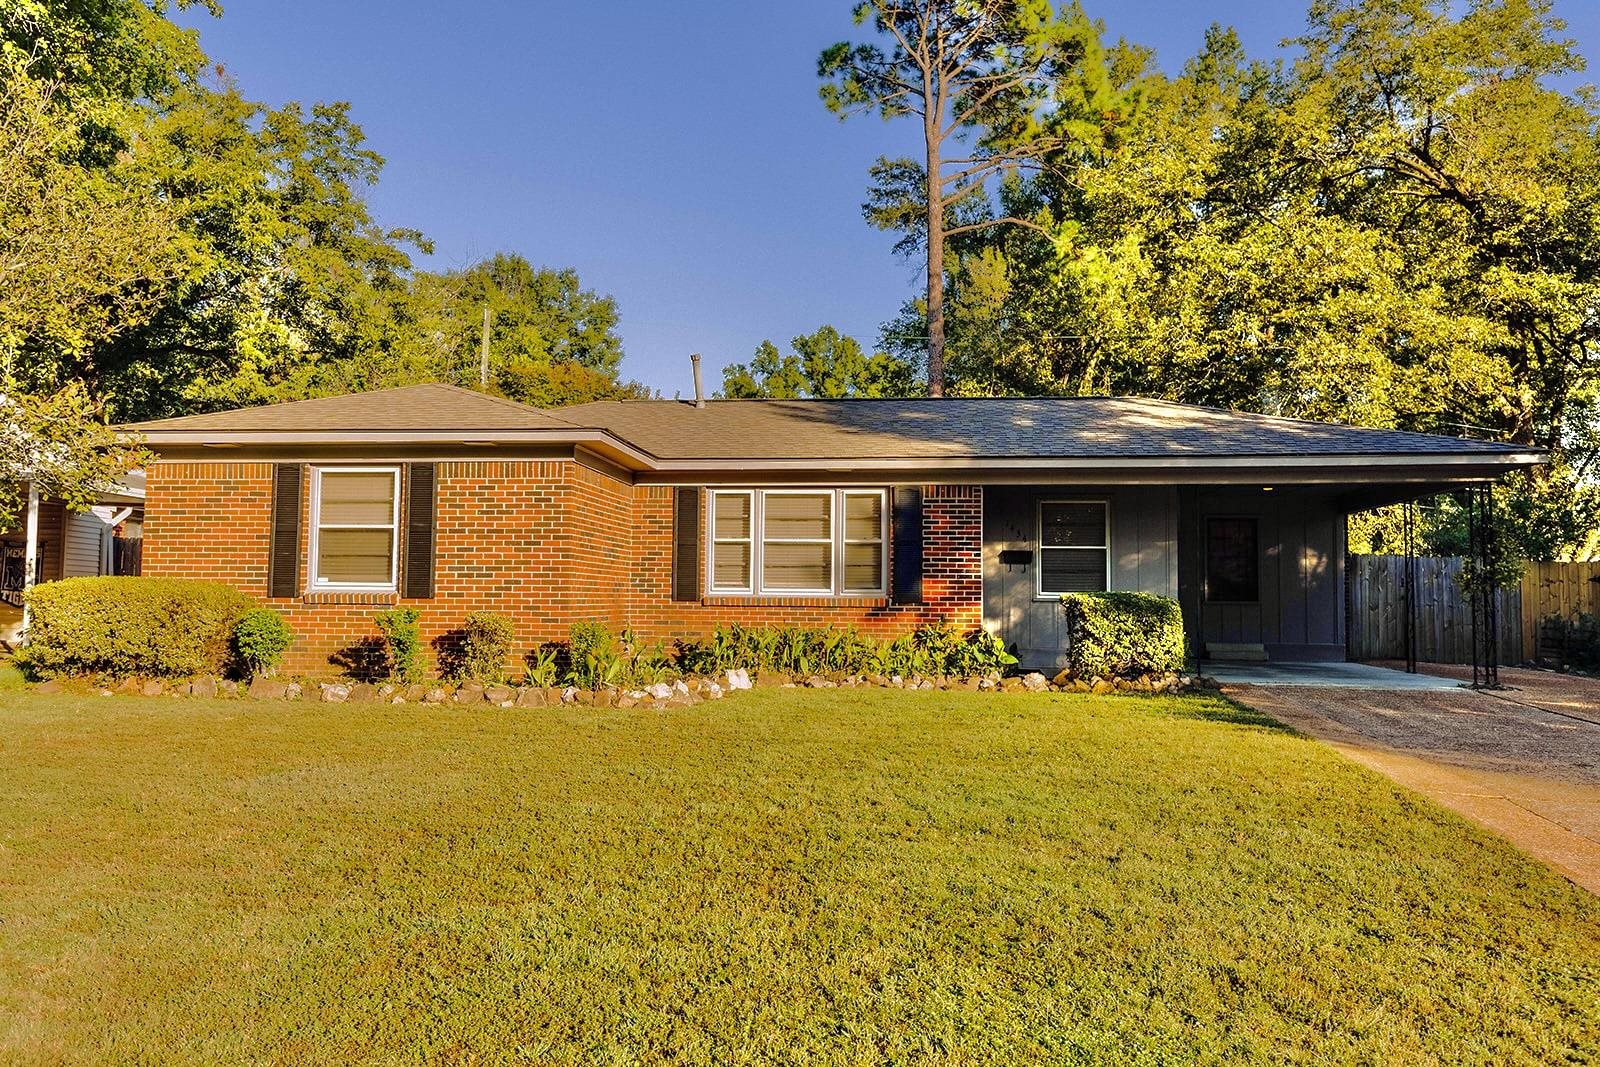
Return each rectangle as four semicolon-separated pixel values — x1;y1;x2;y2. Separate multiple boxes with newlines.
18;577;255;679
232;608;294;678
1060;592;1186;678
456;611;517;682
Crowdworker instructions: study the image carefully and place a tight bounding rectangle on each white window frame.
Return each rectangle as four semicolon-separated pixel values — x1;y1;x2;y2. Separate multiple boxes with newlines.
1035;498;1111;599
839;488;889;596
759;488;837;596
704;488;889;598
708;489;755;594
308;465;401;593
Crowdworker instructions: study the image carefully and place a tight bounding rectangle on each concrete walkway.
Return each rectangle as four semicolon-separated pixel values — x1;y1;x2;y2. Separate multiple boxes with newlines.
1225;666;1600;896
1202;660;1462;690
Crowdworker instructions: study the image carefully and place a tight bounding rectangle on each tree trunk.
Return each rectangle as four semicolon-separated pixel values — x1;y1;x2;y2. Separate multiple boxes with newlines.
924;122;945;398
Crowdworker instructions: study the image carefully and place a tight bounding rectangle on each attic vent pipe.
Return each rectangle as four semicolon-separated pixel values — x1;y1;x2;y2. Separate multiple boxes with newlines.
690;353;706;409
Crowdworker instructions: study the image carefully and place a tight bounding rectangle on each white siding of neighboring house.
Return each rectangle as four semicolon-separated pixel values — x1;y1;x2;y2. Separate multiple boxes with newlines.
62;509;112;578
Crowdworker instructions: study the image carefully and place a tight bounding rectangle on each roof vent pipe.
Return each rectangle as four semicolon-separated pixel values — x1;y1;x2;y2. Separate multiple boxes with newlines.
690;353;706;409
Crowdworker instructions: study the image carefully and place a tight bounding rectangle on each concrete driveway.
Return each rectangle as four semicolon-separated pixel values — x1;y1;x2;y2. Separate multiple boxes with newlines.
1222;663;1600;895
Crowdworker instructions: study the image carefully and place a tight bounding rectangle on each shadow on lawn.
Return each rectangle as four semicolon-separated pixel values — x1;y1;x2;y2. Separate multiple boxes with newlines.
1160;695;1302;735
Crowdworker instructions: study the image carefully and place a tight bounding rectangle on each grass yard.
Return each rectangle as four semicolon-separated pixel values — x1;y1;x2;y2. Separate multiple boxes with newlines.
0;669;1596;1064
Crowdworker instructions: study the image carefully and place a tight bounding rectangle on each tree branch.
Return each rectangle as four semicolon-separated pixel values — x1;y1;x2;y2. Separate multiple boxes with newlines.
944;216;1053;238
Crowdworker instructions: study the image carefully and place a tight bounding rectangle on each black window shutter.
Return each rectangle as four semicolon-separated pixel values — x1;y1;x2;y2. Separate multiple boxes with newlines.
891;486;923;605
403;463;437;599
268;463;303;598
672;487;702;602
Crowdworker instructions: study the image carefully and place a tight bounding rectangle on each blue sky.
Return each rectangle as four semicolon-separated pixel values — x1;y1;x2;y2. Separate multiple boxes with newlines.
177;2;1600;397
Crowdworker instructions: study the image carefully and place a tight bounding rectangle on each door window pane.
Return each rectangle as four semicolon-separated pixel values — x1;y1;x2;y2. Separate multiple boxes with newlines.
1206;518;1259;602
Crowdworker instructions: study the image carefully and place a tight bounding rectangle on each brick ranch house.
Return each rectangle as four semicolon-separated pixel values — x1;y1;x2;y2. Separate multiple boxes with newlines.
123;383;1541;674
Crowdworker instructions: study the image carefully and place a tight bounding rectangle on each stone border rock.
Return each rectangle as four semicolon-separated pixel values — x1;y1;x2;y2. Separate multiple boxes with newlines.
28;665;1204;705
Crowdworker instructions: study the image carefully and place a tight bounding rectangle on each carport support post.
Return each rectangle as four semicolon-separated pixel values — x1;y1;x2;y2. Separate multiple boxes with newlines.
1402;501;1418;674
20;483;39;639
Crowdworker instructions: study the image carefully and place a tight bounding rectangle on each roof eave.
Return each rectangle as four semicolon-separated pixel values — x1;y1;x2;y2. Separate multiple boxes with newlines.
132;427;657;469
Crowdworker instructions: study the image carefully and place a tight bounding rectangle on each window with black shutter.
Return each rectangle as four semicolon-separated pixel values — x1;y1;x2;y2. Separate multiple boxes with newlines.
403;463;436;599
672;487;702;602
268;463;303;598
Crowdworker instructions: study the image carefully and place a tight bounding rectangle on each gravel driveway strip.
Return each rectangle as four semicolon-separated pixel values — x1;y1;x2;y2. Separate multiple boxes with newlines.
1223;664;1600;895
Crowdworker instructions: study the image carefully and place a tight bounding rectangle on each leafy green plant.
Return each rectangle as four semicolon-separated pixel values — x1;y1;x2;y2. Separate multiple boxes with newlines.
676;622;1014;680
231;608;293;679
1060;593;1186;679
619;630;678;686
524;645;562;688
374;608;426;684
454;611;516;683
17;577;255;679
568;621;623;690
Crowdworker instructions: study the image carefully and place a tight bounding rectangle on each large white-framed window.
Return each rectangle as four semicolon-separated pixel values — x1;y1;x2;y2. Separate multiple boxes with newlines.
762;490;835;593
706;488;888;597
1037;499;1110;597
309;466;400;592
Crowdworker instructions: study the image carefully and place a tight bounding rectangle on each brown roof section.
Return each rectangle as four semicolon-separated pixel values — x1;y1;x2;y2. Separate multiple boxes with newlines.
128;383;576;433
557;397;1528;461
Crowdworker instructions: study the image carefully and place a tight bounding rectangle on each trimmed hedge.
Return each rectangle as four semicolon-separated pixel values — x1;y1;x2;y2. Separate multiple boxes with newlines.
19;577;256;679
1061;592;1186;679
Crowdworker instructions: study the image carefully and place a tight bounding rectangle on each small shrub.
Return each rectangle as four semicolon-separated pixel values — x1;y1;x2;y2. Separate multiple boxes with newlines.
374;608;426;684
568;620;622;690
1541;613;1600;671
18;577;254;679
454;611;516;682
1060;592;1186;679
232;608;293;679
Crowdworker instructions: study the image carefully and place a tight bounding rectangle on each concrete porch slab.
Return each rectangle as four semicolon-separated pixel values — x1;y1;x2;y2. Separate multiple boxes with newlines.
1201;660;1464;690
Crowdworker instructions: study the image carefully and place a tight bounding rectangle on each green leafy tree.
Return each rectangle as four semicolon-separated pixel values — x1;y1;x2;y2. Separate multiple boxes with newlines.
920;2;1600;559
339;253;645;407
819;0;1120;396
0;383;149;530
0;64;184;383
721;326;916;398
69;80;430;420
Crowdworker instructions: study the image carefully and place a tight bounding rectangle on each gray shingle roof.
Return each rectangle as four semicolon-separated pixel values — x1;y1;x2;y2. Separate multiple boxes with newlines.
126;384;1532;464
556;397;1525;461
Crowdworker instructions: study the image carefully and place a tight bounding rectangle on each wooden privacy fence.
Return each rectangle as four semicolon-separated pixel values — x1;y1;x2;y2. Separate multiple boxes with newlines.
1348;554;1520;664
1349;555;1600;664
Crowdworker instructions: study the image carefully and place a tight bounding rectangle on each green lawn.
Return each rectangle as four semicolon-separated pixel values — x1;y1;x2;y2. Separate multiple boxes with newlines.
0;672;1596;1064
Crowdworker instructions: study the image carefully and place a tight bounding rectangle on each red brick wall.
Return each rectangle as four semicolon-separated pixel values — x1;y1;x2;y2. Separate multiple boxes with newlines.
143;458;984;676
